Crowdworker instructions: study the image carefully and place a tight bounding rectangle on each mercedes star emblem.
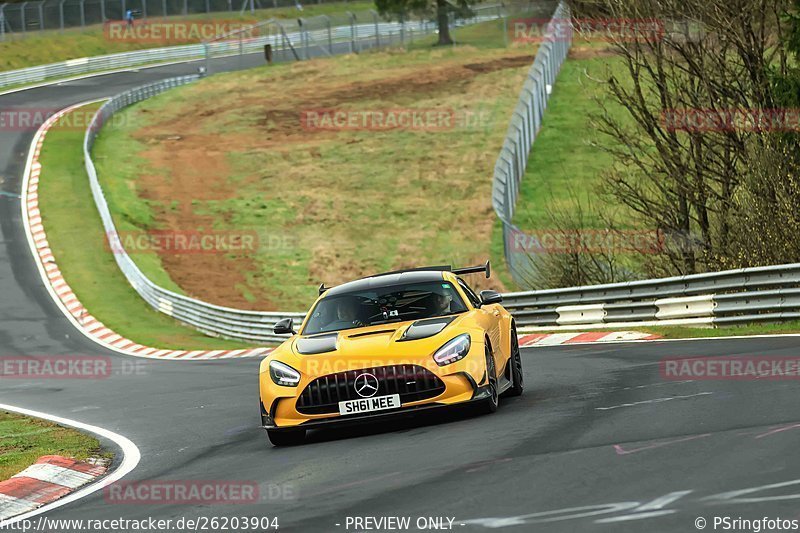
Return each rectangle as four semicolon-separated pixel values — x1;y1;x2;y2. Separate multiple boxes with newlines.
354;372;379;398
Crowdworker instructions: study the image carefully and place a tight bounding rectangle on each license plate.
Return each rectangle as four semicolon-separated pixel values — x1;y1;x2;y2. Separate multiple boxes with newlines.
338;394;401;416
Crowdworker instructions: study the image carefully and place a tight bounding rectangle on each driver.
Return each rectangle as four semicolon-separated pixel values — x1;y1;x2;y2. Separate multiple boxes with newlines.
325;298;364;330
336;300;359;323
431;292;453;315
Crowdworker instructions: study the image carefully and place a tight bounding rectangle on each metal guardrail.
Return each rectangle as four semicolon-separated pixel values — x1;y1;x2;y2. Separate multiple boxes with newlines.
503;263;800;329
84;76;305;343
490;0;571;287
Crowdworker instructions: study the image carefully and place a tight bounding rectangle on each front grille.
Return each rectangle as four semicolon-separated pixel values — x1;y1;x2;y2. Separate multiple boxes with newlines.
296;364;445;415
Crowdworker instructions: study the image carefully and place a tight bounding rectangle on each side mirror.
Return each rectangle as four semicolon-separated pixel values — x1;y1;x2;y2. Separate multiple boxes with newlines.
274;318;295;335
479;290;503;306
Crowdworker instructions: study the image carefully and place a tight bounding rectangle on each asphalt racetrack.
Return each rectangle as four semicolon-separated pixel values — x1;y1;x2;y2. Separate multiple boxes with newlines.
2;56;800;533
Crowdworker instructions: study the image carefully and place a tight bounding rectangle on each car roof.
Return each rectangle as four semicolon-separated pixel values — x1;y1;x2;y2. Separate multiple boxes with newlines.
324;270;449;297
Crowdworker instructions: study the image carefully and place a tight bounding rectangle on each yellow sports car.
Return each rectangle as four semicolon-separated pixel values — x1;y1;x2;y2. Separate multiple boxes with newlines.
259;262;523;446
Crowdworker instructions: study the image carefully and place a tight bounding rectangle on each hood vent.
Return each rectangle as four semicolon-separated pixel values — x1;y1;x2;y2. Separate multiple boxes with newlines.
347;329;396;339
295;333;338;355
399;316;456;342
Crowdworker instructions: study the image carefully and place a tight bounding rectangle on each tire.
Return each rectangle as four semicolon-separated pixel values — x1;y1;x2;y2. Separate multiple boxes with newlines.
267;428;306;446
478;345;499;414
502;325;524;398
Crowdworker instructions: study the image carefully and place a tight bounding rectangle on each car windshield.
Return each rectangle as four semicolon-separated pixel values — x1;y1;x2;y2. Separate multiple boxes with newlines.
302;281;468;336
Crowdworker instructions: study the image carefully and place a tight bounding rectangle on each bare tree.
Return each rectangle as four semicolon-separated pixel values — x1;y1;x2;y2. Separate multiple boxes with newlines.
568;0;800;275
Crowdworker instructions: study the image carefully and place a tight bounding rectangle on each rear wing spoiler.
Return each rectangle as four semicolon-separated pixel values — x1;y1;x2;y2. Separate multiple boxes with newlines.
451;260;491;279
317;260;491;294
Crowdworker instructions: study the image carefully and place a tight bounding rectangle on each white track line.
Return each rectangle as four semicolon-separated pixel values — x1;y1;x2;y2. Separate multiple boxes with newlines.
0;403;140;527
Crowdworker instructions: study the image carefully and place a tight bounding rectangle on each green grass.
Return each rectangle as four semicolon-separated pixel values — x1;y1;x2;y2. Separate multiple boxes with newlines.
92;44;533;308
0;411;107;481
0;1;374;72
511;52;632;230
37;104;256;349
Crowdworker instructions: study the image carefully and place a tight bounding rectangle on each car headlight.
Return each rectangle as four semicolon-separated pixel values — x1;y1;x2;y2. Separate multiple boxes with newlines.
433;334;471;366
269;360;301;387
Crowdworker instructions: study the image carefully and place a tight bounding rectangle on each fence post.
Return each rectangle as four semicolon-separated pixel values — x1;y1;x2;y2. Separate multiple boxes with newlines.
0;4;5;41
37;1;43;31
100;0;106;22
347;11;355;53
324;15;332;54
59;0;65;31
80;0;85;26
141;0;147;21
371;9;378;48
21;2;27;33
297;18;305;59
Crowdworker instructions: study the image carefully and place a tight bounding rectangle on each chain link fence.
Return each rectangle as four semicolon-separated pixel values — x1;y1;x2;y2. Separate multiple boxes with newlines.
491;0;571;288
202;4;507;68
0;0;343;38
